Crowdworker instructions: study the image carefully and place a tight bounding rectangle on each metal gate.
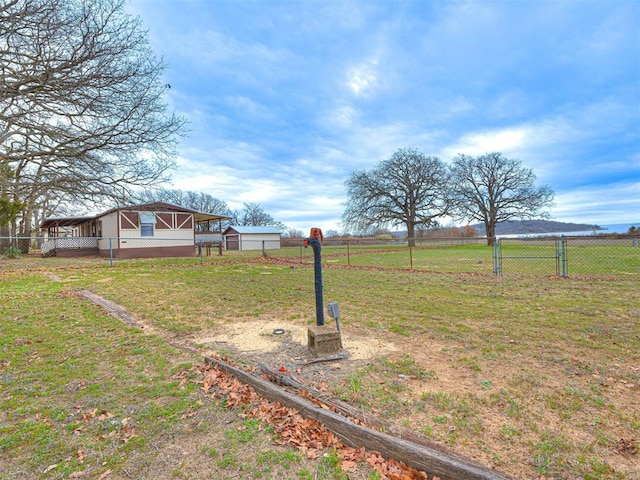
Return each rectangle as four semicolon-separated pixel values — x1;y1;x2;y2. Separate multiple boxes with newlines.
493;236;568;277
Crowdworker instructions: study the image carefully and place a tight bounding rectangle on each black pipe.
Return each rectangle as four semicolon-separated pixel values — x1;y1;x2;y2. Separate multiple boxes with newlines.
307;237;324;326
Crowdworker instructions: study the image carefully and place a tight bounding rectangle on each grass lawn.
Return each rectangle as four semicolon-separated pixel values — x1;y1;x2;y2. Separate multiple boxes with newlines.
0;271;358;480
1;256;638;479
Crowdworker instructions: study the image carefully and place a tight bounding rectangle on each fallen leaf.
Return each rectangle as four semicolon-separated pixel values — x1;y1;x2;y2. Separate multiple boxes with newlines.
614;438;638;455
341;460;357;470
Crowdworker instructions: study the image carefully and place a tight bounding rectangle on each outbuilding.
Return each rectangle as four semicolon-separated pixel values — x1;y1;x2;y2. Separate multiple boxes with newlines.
223;226;281;251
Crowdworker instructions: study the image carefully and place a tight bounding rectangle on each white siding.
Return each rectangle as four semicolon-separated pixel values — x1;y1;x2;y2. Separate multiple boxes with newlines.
97;212;119;251
239;233;281;251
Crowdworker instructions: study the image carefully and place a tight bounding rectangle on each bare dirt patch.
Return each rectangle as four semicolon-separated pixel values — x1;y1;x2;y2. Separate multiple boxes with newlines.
193;318;398;360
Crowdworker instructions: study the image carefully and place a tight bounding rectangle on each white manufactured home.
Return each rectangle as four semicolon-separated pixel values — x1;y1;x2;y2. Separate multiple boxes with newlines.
40;202;230;259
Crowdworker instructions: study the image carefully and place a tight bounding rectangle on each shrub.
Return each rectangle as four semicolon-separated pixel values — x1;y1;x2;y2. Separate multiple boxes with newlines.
2;246;22;258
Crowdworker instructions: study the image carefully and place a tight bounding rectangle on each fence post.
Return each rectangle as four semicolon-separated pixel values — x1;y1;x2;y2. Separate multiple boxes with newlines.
347;239;351;266
199;240;203;265
262;240;266;256
109;238;113;267
493;239;501;276
561;235;567;278
409;244;413;270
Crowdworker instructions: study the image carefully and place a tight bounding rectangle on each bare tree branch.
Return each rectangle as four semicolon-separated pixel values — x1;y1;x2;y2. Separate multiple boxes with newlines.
342;148;450;245
1;0;187;240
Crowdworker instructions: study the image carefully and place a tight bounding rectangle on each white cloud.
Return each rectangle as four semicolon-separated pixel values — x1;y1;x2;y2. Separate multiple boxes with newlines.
127;0;638;230
443;127;529;158
552;182;640;224
346;59;379;95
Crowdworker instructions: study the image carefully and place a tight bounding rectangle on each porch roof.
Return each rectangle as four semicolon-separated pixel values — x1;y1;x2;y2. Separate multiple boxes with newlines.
40;216;96;229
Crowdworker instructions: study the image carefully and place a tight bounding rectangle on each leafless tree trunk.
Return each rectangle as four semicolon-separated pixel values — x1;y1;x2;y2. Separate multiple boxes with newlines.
236;202;286;230
136;188;233;218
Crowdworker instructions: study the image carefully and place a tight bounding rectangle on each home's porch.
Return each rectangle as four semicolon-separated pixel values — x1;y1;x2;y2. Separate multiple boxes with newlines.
41;237;99;257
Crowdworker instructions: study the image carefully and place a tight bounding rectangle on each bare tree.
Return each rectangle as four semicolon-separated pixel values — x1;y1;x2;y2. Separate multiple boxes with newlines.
283;228;304;239
450;152;554;245
0;0;187;249
341;148;450;246
135;188;232;216
135;188;187;207
234;202;287;230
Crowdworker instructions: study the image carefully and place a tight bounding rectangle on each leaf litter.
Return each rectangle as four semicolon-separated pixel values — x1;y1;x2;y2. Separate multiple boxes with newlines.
173;360;434;480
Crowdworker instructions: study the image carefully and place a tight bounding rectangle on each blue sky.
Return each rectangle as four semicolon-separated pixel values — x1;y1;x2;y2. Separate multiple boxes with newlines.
126;0;639;232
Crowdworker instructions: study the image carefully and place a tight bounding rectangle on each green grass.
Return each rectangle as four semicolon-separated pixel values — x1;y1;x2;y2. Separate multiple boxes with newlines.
1;275;197;477
1;253;638;479
0;272;351;479
4;236;637;277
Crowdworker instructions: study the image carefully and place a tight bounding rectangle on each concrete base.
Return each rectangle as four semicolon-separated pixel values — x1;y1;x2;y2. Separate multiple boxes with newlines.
307;325;341;357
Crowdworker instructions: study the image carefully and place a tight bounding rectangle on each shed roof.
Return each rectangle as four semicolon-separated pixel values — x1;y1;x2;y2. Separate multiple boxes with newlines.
223;226;282;235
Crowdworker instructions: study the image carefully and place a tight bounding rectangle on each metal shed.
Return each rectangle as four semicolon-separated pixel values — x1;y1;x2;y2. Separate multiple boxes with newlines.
222;226;282;251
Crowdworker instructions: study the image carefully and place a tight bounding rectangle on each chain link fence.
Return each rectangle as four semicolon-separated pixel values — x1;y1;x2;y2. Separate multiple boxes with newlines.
0;236;279;271
282;235;639;278
1;234;638;278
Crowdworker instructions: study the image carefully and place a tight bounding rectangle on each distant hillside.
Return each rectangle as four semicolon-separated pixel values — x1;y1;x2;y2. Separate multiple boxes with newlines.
472;220;603;235
388;220;604;238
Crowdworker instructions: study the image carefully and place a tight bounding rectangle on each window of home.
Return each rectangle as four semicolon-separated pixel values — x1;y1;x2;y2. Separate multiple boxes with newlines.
139;213;156;237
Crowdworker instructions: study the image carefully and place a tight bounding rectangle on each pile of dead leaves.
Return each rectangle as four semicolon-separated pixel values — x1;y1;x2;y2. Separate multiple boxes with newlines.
174;362;433;480
614;438;638;455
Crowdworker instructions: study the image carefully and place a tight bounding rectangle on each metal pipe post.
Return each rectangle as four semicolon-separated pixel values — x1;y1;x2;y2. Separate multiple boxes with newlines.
308;237;325;326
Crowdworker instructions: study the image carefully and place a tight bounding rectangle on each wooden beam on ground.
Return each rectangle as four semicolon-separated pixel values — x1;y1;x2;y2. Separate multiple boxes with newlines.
297;351;349;365
258;362;438;451
205;355;512;480
77;289;139;327
77;289;200;355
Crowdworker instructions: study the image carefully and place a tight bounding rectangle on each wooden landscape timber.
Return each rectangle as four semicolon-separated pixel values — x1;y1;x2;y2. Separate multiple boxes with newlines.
77;289;139;327
77;289;200;355
205;355;513;480
258;362;442;450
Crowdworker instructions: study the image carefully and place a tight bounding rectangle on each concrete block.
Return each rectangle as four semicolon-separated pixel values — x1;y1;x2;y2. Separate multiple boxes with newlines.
307;325;341;357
